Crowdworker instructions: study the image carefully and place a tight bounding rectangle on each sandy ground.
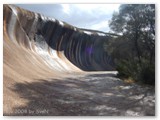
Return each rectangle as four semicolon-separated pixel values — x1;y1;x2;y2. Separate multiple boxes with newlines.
3;70;155;116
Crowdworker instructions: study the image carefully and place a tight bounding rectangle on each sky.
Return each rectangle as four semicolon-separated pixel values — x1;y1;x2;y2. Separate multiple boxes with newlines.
16;4;120;32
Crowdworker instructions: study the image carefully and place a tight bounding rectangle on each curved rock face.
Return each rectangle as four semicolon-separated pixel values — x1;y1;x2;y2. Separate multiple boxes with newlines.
3;4;114;72
3;5;155;116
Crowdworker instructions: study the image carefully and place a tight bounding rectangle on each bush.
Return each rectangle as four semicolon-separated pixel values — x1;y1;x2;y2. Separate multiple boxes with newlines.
116;60;138;78
139;64;155;85
116;59;155;85
116;60;130;78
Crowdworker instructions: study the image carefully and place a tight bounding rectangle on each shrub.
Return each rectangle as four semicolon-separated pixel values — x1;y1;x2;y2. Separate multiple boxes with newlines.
139;64;155;85
116;60;131;78
116;59;155;85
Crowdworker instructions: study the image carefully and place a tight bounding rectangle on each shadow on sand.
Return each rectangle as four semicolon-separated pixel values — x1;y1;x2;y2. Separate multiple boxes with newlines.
6;73;155;116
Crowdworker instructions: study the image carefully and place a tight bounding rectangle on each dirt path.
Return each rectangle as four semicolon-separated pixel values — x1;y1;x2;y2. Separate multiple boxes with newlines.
4;72;155;116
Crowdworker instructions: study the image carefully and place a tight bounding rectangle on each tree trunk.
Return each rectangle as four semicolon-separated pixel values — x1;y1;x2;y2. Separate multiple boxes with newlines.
134;29;141;64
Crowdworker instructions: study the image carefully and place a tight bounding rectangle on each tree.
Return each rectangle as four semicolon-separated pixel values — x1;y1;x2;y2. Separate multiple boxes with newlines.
108;4;155;85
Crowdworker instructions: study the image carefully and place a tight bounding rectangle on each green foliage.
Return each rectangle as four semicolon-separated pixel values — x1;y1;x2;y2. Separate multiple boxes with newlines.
116;60;155;85
139;63;155;85
108;4;155;85
116;60;135;78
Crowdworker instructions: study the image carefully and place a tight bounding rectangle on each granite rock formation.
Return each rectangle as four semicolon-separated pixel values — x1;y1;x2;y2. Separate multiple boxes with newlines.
3;4;114;72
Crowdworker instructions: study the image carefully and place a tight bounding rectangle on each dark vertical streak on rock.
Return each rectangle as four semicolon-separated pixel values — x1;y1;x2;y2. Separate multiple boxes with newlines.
3;4;115;71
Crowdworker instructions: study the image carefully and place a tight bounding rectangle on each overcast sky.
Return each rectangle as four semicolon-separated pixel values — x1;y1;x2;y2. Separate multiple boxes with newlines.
16;4;120;32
